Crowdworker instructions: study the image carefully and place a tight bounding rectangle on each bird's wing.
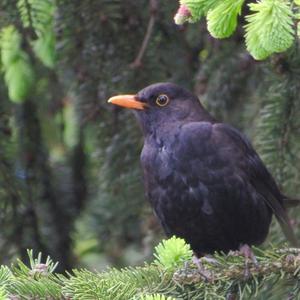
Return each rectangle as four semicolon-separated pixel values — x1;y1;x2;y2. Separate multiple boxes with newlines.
211;123;298;246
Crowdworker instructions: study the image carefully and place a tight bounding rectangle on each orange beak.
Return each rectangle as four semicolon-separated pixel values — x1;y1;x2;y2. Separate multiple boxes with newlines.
108;95;147;110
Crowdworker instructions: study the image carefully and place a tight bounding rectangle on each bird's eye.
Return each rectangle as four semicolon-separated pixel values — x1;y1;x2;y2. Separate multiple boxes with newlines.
155;94;170;107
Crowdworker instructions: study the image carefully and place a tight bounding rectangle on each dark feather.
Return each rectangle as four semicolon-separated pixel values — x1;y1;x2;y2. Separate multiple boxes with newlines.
213;123;299;247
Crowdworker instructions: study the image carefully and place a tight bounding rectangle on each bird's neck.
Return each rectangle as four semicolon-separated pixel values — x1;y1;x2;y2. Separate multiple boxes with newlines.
136;102;215;141
188;104;215;123
144;123;179;143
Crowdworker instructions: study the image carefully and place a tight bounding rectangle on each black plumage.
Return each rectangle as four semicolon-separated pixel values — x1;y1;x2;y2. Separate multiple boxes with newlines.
108;82;298;255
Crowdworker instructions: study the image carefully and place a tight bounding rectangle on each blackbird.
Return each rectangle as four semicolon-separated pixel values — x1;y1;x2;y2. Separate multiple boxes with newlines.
108;82;298;256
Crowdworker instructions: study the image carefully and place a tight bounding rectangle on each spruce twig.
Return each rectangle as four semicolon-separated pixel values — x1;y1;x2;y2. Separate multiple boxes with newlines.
1;244;300;299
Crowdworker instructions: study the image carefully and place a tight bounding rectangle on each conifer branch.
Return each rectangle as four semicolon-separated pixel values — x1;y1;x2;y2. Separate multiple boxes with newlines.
175;0;297;60
1;240;300;299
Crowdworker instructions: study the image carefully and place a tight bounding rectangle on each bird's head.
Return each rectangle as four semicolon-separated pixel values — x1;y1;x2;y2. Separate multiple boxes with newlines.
108;82;212;134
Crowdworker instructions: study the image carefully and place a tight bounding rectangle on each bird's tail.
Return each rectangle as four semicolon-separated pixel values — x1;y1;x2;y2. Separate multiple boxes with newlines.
277;216;299;247
269;194;299;247
276;195;299;247
282;196;300;208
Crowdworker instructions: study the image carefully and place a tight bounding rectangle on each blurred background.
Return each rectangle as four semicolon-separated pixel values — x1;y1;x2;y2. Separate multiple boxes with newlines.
0;0;299;272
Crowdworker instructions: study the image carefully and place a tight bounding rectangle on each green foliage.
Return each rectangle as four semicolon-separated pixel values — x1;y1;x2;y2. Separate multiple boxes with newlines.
254;51;300;195
26;249;59;275
0;25;35;103
0;287;8;300
8;277;63;299
17;0;55;34
62;265;170;300
0;266;13;288
245;0;294;60
207;0;244;38
140;295;176;300
176;0;297;60
154;236;193;270
2;241;300;299
32;27;56;68
0;25;21;67
179;0;221;21
0;0;56;102
17;0;56;67
5;250;62;298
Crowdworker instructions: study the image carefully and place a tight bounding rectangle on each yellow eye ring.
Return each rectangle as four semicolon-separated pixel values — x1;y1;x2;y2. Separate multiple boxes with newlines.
156;94;170;107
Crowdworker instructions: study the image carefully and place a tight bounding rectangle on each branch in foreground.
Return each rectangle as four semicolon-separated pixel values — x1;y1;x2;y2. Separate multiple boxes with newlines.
1;240;300;299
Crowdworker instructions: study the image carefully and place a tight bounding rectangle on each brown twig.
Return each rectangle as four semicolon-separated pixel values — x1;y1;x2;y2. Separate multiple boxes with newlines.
173;250;300;286
130;0;158;68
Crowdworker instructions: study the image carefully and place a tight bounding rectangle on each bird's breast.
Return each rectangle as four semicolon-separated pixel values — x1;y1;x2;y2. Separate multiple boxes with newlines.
140;140;213;216
141;140;174;184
